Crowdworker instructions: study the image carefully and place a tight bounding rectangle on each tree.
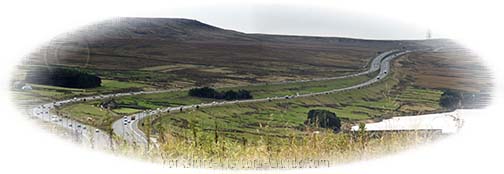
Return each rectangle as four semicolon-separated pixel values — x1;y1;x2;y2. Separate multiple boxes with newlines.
188;87;253;100
223;90;238;100
25;67;101;88
100;99;118;109
237;89;253;99
305;109;341;132
188;87;219;98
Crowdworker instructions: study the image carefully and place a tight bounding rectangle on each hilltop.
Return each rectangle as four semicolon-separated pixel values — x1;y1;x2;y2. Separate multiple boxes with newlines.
27;18;401;72
23;17;457;88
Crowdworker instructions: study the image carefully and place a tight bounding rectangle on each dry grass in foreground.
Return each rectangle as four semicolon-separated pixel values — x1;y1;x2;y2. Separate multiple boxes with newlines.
111;128;442;169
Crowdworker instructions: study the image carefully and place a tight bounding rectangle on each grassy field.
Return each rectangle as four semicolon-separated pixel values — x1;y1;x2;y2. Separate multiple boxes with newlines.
114;53;456;164
11;76;153;104
395;87;443;113
111;91;213;109
220;74;372;99
116;73;373;109
54;73;374;131
53;52;454;141
57;102;120;132
141;56;447;146
79;68;192;89
399;48;492;93
112;108;142;114
26;46;485;150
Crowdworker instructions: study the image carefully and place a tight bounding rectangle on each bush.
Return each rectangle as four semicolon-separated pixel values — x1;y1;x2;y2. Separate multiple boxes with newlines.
237;89;252;99
25;67;101;88
189;87;219;98
223;90;238;100
188;87;253;100
305;109;341;132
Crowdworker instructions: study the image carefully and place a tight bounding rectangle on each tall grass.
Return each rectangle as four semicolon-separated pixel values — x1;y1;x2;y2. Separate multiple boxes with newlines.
108;125;441;169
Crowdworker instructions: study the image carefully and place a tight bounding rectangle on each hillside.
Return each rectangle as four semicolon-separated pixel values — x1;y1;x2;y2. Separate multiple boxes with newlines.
21;17;462;89
23;18;411;86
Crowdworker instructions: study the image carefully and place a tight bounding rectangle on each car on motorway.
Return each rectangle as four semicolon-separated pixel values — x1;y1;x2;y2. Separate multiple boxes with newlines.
95;129;100;133
24;49;406;149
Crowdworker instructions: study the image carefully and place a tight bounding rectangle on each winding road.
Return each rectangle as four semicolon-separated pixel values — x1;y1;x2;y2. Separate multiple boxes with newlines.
111;49;411;145
29;48;431;149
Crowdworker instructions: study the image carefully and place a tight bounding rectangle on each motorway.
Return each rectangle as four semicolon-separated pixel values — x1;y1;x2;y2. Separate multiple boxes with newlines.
111;49;411;145
29;48;421;148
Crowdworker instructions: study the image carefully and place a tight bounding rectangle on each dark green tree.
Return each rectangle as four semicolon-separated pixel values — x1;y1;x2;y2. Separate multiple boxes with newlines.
25;67;101;88
223;90;238;100
237;89;253;99
305;109;341;132
188;87;253;101
188;87;219;98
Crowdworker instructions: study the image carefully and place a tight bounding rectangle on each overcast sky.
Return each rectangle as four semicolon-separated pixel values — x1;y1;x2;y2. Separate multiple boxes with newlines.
138;3;433;40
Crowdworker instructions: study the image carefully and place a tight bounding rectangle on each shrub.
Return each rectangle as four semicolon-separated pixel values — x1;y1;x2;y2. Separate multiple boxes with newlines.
188;87;219;98
305;109;341;132
188;87;253;100
25;67;101;88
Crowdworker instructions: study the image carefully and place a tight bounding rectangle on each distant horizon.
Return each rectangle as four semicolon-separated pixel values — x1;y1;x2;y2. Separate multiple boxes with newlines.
125;4;439;40
111;16;442;41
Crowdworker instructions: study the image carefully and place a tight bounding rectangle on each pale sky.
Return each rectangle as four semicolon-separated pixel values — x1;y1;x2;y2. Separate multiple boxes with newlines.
138;3;433;40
